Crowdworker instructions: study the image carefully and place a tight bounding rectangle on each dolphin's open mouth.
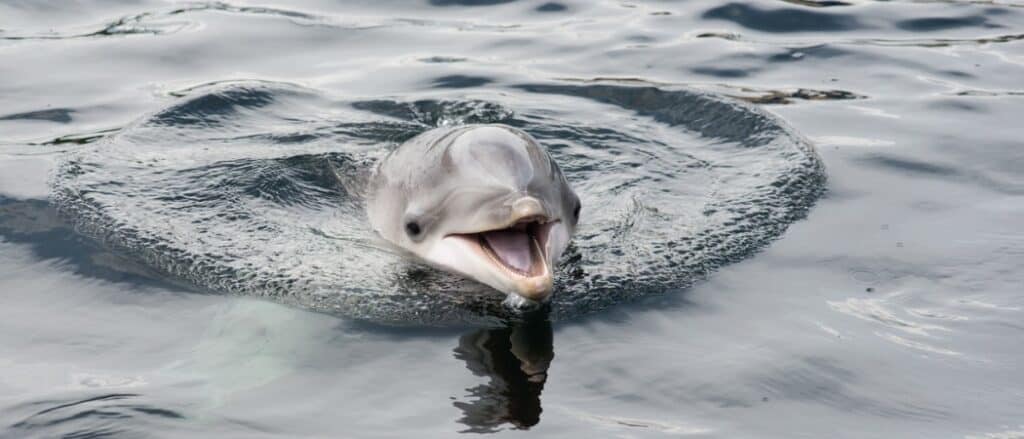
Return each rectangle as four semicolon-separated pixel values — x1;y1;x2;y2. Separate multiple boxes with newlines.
440;213;559;301
450;218;555;281
478;220;547;278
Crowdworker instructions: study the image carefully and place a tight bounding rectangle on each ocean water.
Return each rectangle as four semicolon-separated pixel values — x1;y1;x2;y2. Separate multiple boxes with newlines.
1;1;1022;437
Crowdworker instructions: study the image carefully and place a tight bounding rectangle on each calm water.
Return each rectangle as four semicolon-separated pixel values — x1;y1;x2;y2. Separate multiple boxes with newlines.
1;1;1023;437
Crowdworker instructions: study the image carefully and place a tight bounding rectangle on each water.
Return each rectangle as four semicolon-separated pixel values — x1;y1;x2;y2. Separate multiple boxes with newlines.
1;0;1022;437
49;81;823;325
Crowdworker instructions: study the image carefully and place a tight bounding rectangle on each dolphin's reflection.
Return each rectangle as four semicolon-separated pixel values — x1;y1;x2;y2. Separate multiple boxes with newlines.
453;313;554;432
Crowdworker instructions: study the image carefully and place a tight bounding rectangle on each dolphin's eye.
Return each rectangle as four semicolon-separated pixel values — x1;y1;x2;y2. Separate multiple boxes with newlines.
405;221;421;237
573;201;581;219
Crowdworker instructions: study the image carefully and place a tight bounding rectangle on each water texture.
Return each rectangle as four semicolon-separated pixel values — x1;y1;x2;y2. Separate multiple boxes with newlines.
1;0;1022;437
51;81;823;325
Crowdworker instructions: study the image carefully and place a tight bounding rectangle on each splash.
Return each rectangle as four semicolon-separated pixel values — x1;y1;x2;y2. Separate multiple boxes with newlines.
52;80;824;325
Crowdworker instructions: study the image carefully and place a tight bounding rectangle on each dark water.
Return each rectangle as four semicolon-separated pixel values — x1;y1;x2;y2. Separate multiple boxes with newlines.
1;1;1022;437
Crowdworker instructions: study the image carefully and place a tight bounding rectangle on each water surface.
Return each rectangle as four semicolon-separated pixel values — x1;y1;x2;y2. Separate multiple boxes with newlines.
1;0;1022;437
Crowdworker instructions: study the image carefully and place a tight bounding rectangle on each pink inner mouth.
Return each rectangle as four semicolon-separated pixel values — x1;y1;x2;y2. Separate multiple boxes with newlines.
466;219;556;278
481;229;533;273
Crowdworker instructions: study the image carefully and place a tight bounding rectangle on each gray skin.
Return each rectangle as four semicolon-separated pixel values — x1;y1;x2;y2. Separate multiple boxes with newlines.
367;124;580;302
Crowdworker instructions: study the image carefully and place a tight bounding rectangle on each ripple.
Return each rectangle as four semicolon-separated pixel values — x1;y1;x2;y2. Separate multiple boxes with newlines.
29;128;122;147
848;33;1024;47
967;426;1024;439
0;1;361;41
0;108;75;123
431;74;495;89
52;80;825;325
896;15;1001;32
3;10;188;41
753;357;950;420
858;153;1021;195
0;197;164;285
419;56;469;64
703;3;866;33
562;408;712;435
876;333;962;356
691;66;758;78
859;155;958;178
778;0;853;7
550;76;864;105
535;2;568;13
735;88;865;105
955;89;1024;97
693;29;1024;48
829;294;951;337
429;0;518;6
5;393;186;438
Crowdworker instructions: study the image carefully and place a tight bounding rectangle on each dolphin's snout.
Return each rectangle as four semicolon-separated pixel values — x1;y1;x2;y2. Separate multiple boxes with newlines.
511;196;546;224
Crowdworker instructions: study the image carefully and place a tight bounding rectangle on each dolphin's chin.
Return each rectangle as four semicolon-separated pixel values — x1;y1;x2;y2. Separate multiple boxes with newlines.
435;220;557;301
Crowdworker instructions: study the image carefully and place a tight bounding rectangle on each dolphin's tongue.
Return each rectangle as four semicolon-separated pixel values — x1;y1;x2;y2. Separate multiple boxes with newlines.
482;229;533;273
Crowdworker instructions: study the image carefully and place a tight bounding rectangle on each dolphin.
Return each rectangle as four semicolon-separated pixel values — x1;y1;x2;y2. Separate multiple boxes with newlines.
367;124;580;302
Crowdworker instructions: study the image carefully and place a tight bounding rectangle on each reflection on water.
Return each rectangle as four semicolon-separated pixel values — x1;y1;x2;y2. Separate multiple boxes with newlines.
454;312;553;432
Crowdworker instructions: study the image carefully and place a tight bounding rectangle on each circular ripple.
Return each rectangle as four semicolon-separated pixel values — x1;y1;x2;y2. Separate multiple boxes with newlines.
52;81;825;326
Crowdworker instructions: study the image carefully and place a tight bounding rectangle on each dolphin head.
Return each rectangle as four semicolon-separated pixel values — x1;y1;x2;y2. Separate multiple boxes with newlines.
368;125;580;302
